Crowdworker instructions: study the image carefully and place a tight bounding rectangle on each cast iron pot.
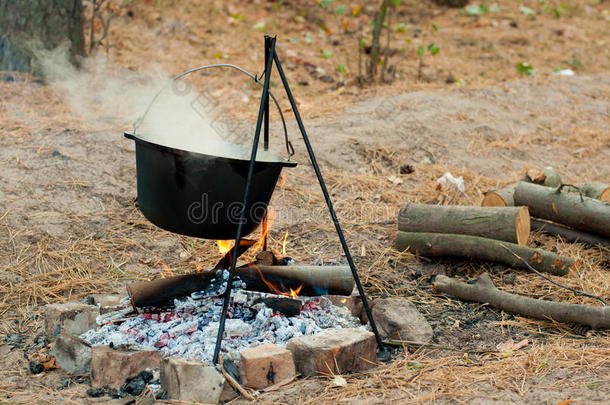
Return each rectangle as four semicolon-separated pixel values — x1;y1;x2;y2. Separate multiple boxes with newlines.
125;132;296;240
124;64;296;240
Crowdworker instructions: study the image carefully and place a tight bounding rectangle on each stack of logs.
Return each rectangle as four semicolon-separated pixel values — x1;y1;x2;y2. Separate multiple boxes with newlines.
395;167;610;329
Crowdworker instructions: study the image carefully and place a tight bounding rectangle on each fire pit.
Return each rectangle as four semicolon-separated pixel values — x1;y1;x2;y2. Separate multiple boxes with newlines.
81;269;363;365
119;35;385;369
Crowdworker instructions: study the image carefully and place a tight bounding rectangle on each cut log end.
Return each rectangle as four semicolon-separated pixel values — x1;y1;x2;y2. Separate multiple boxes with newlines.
482;192;508;207
516;206;530;246
600;188;610;203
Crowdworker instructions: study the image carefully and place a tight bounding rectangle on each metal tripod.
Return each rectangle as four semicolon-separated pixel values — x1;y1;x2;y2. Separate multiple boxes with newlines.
212;35;385;365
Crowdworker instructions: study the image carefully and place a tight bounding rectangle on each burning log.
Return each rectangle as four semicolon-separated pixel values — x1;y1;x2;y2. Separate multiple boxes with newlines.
127;265;354;309
398;203;530;245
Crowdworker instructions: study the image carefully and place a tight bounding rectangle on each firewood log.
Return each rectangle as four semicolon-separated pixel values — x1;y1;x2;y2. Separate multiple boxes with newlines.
398;203;530;245
434;273;610;328
482;182;609;206
481;185;515;207
576;182;610;202
127;265;354;309
531;219;610;247
514;182;610;238
396;232;578;276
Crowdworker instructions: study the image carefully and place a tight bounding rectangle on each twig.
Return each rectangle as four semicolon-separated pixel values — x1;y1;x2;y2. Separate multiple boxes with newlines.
556;183;584;202
383;339;495;354
219;358;255;400
499;243;608;305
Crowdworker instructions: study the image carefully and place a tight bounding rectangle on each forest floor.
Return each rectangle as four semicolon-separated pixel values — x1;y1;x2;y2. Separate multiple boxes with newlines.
0;0;609;404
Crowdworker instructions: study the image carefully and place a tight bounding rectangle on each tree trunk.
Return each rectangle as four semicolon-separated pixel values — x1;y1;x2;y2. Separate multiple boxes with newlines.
398;203;530;245
0;0;85;74
514;182;610;238
368;0;392;80
396;231;578;276
434;273;610;329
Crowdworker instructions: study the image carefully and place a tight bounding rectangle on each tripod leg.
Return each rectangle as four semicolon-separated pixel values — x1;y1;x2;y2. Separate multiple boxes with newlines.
272;52;386;351
212;37;277;365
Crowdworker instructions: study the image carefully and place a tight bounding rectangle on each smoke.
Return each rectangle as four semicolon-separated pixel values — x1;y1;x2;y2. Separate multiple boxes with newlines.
37;44;283;162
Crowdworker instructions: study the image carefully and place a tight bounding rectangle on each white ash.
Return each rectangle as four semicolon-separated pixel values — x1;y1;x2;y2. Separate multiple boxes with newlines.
81;270;364;365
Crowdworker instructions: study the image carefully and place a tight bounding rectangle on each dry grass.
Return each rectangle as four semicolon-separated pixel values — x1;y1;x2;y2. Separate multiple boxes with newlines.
0;0;608;402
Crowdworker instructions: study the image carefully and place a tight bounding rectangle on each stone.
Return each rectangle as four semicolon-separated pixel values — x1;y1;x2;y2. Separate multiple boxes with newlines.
325;295;363;318
44;302;99;339
371;298;433;343
52;334;92;374
160;357;226;404
286;328;376;376
90;346;161;389
239;343;296;389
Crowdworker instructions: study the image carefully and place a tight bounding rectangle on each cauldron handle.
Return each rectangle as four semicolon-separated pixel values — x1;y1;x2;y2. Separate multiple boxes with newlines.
131;64;294;159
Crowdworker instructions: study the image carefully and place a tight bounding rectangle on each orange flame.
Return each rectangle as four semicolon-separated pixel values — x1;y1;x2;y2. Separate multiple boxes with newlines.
253;207;275;252
217;240;234;255
248;261;303;298
281;230;289;256
154;257;173;278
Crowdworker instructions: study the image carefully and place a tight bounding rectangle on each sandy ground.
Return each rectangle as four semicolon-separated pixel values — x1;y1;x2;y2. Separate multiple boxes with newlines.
0;0;609;403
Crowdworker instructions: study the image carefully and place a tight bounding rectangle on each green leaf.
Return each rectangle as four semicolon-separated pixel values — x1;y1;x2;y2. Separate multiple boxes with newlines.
431;23;438;31
288;38;299;44
489;3;500;12
337;63;347;73
360;39;367;48
304;33;313;44
429;46;440;55
321;0;333;9
334;4;346;15
315;66;326;74
519;6;536;16
352;5;362;16
516;62;534;76
417;45;424;57
322;50;334;59
393;0;401;5
230;13;244;21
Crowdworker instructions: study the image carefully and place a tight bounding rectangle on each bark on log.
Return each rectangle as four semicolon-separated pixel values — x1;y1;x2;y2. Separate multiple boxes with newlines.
398;203;529;245
531;219;610;248
434;273;610;328
0;0;85;74
481;185;515;207
576;182;610;202
514;182;610;238
127;265;355;309
396;231;578;276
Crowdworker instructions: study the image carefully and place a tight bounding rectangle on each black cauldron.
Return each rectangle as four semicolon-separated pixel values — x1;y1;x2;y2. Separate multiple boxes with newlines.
124;132;296;239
